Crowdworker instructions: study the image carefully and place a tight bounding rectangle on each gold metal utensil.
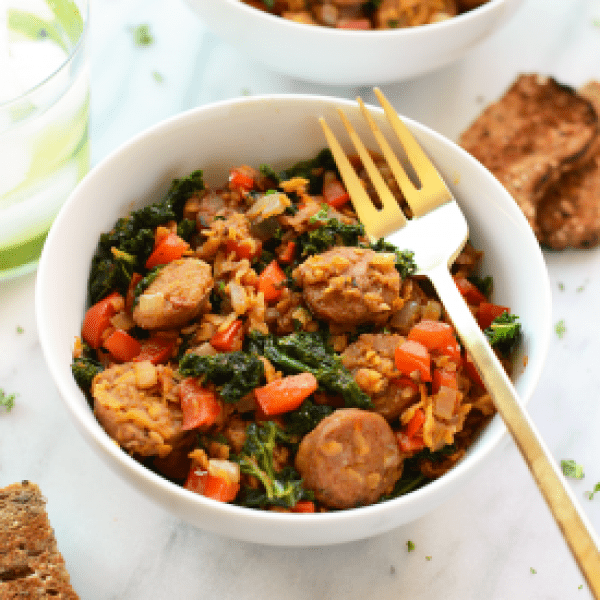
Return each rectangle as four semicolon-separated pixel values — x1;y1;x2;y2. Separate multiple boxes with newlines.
319;87;600;597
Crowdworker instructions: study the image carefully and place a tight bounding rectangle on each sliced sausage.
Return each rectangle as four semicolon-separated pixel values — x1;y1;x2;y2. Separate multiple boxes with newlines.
341;333;419;420
295;408;402;509
293;247;400;327
133;257;213;330
92;361;185;458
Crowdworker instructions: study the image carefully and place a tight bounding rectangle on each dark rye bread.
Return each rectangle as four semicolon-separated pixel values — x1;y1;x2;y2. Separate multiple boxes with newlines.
0;481;79;599
459;74;600;246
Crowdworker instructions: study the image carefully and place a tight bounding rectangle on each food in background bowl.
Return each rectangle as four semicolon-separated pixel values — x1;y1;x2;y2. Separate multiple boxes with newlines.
242;0;490;29
71;150;522;513
36;95;551;545
183;0;524;85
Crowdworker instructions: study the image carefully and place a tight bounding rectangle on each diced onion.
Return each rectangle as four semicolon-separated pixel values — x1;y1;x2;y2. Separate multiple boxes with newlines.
208;459;241;484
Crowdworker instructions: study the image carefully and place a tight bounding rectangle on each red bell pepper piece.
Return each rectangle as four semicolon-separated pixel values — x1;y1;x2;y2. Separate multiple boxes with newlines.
103;329;142;362
323;179;350;209
229;167;255;192
210;319;244;352
454;277;487;305
254;372;318;416
394;340;431;382
225;238;262;260
81;291;122;349
432;368;458;394
184;467;239;503
477;302;509;330
278;240;296;264
258;259;287;302
145;232;189;269
407;320;456;351
179;378;222;431
134;336;177;364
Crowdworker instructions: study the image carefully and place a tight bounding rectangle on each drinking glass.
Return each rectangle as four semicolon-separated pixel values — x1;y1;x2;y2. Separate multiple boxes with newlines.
0;0;89;280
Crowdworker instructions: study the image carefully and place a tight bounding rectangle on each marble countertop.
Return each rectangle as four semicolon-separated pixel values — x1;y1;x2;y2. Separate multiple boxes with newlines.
2;0;600;597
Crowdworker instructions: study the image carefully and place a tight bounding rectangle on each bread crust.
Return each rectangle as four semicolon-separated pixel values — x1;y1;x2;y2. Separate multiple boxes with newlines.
0;481;79;599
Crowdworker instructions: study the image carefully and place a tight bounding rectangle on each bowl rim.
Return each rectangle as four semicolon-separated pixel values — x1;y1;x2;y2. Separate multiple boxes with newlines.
35;93;552;544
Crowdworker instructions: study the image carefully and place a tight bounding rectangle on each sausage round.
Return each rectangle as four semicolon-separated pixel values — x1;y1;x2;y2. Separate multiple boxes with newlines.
341;333;419;420
133;257;213;330
293;247;400;327
92;361;184;458
295;408;402;509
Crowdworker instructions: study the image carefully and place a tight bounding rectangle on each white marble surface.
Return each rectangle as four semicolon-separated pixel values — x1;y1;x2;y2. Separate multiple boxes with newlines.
2;0;600;597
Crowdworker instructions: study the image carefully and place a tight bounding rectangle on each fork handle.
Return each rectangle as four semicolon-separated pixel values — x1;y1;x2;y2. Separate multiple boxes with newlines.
429;263;600;596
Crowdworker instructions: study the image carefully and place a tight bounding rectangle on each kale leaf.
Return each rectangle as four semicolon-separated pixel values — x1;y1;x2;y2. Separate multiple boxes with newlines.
284;399;334;436
248;331;372;409
484;312;521;357
232;421;308;509
277;148;338;195
87;170;205;305
296;215;365;258
71;343;104;395
178;351;264;403
368;238;417;279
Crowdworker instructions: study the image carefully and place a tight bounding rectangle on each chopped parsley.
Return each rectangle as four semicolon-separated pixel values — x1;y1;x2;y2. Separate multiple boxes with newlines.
530;567;537;574
131;24;154;46
585;483;600;500
561;459;584;479
555;319;566;339
16;326;24;334
0;389;16;412
406;540;415;552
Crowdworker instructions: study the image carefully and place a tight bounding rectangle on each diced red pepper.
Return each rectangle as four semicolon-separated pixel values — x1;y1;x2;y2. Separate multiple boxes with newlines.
407;320;456;351
103;329;142;362
477;302;509;330
81;291;123;349
229;167;255;192
258;259;287;302
254;372;319;416
405;408;426;438
134;336;176;364
278;241;296;264
397;432;426;453
322;179;350;209
454;277;487;305
145;232;189;269
394;340;431;382
179;378;222;431
291;500;316;513
184;467;239;503
210;319;244;352
225;238;262;261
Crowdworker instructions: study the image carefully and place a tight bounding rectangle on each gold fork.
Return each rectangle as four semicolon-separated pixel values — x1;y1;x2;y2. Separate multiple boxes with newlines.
319;88;600;595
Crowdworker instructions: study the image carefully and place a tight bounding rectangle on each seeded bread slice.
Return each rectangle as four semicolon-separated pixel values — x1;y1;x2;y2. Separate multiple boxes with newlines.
459;74;599;243
0;481;79;599
534;80;600;249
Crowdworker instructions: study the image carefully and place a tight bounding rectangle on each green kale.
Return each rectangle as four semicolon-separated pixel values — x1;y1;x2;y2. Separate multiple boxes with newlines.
248;331;372;409
177;218;196;242
284;399;334;436
87;170;204;305
484;312;521;357
469;275;493;298
368;238;417;279
233;421;308;508
296;215;365;257
277;148;339;195
71;346;104;395
178;351;264;403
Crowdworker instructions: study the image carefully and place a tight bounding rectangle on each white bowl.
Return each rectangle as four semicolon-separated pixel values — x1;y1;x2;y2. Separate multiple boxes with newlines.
36;94;551;546
184;0;524;85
